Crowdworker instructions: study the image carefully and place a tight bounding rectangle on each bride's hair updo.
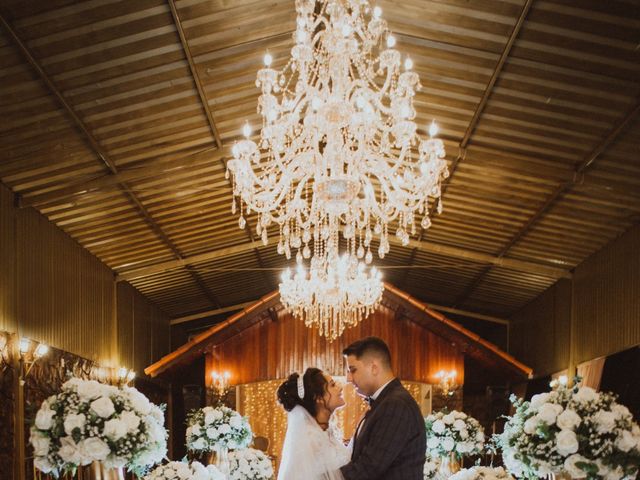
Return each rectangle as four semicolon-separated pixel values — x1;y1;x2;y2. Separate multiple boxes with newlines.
277;367;327;416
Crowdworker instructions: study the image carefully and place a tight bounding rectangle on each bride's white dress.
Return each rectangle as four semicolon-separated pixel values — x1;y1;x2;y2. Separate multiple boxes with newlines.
277;405;350;480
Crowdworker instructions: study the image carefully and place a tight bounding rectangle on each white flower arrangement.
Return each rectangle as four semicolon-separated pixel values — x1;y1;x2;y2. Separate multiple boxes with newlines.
450;466;515;480
144;461;224;480
425;410;485;459
495;381;640;480
186;406;252;453
228;448;274;480
423;454;441;479
29;378;167;477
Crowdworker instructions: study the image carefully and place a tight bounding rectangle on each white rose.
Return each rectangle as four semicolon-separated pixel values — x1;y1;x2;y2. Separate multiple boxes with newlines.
442;437;455;451
574;386;598;403
557;409;581;430
103;454;127;469
537;403;563;425
34;456;54;473
564;455;588;478
120;410;141;433
427;436;440;450
176;463;192;479
76;380;106;400
453;419;467;431
81;437;110;462
615;430;636;452
163;467;177;478
594;411;616;434
432;419;446;434
192;424;202;435
64;413;86;435
123;387;152;415
443;413;456;424
206;427;219;438
192;438;207;450
459;428;469;440
530;392;550;409
475;430;484;442
524;417;538;435
218;423;231;435
456;442;473;454
611;404;630;420
35;407;56;430
30;430;51;456
103;419;128;441
58;436;82;465
229;415;243;429
556;429;579;456
90;397;115;418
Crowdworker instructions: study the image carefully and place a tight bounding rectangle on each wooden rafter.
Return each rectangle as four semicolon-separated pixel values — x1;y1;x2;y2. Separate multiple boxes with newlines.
455;100;640;307
168;0;277;290
400;0;534;288
1;12;222;309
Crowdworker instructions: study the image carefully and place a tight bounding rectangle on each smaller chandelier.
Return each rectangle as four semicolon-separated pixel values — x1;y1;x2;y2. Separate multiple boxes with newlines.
279;251;383;341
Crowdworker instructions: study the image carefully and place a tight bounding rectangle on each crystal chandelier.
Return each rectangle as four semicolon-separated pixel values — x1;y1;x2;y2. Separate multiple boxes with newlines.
226;0;448;264
279;249;383;341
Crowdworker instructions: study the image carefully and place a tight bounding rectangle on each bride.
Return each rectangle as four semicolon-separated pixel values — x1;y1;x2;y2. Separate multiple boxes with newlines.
276;368;350;480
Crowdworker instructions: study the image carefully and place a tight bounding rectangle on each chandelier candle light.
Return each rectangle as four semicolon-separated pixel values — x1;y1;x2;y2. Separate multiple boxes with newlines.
227;0;448;339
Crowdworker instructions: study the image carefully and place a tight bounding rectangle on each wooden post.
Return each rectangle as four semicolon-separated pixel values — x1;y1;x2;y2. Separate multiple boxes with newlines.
14;353;26;480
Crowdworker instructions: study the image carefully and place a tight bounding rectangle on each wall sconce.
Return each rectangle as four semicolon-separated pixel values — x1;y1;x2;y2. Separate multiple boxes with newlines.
435;369;459;398
117;366;136;386
19;336;49;381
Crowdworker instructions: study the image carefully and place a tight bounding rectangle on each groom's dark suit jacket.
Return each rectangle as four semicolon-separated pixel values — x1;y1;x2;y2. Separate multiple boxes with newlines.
340;378;426;480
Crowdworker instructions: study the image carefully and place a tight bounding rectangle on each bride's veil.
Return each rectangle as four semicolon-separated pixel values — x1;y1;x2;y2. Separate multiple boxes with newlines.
277;405;347;480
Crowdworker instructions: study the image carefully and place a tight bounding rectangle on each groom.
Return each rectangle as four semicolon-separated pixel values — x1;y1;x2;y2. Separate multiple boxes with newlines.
340;336;426;480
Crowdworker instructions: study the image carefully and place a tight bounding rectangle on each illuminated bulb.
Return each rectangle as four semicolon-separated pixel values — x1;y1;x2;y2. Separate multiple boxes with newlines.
428;120;438;138
126;370;136;382
224;371;231;379
404;57;413;70
386;35;396;48
34;343;49;358
19;338;30;354
263;52;273;67
118;367;128;379
373;6;382;18
242;121;251;138
558;375;568;386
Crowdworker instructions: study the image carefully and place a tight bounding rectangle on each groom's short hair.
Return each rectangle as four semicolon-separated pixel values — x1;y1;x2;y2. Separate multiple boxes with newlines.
343;336;392;368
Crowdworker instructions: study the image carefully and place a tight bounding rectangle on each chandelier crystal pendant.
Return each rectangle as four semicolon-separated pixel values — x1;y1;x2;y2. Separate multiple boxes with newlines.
279;249;383;341
226;0;448;264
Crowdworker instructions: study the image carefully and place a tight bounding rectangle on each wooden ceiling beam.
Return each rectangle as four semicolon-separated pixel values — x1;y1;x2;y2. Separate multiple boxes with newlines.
455;100;640;307
400;0;534;288
18;145;230;208
115;234;571;283
1;12;222;309
168;0;277;291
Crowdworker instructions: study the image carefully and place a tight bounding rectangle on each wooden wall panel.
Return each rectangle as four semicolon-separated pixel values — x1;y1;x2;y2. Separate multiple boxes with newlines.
206;304;465;386
16;206;117;363
0;185;17;333
510;279;571;377
511;224;640;376
117;281;171;375
573;224;640;364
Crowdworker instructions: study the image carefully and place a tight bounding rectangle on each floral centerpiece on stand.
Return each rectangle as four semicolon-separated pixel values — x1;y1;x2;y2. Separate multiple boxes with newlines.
495;380;640;480
228;448;274;480
185;405;253;453
425;410;486;458
425;409;485;477
450;466;515;480
29;378;167;477
144;461;225;480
